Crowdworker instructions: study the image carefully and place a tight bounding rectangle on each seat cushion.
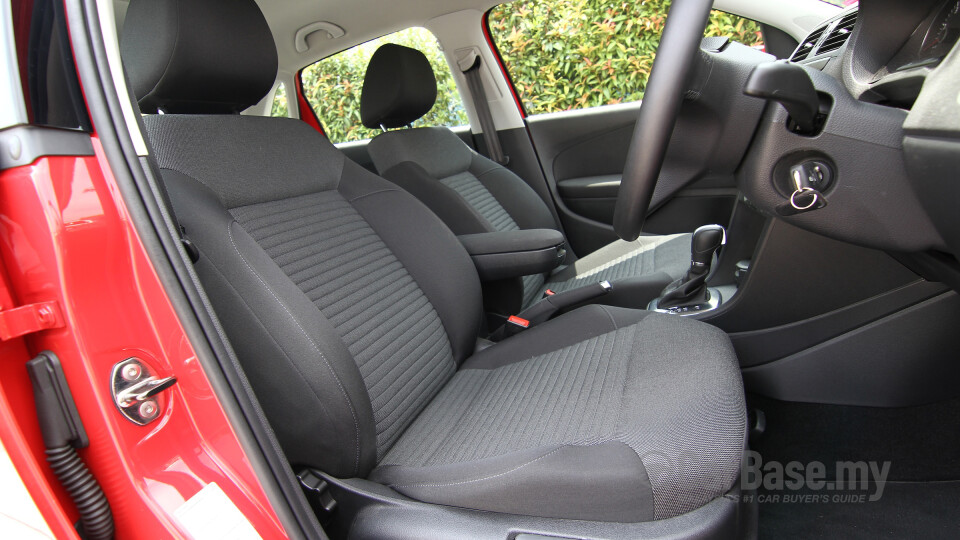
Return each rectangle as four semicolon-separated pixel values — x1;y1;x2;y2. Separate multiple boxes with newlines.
371;305;746;522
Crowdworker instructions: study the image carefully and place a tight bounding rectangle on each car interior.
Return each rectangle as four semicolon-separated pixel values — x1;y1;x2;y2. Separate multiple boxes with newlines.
69;0;960;537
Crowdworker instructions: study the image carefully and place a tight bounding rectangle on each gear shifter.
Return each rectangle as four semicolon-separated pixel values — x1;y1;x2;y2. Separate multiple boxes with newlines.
655;224;725;310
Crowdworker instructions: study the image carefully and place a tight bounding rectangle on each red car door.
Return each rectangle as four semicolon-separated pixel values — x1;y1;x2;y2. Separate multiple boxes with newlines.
0;0;291;537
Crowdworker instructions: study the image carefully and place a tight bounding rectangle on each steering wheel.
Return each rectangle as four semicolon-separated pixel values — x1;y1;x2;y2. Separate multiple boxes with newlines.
613;0;715;241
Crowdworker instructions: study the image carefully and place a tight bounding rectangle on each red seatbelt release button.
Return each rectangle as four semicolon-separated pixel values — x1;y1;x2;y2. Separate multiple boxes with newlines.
507;315;530;328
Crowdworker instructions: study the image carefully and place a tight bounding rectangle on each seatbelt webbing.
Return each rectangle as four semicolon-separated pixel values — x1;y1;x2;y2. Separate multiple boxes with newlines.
461;56;508;166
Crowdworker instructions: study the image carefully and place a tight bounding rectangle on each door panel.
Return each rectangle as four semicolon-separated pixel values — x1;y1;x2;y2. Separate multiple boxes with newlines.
559;175;736;233
526;102;738;255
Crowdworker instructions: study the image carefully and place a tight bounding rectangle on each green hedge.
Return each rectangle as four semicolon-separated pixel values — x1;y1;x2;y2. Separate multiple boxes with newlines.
290;1;764;141
488;0;764;114
270;83;288;118
297;28;468;143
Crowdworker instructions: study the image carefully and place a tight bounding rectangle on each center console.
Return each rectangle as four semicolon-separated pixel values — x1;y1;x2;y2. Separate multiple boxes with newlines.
457;229;566;282
648;224;727;315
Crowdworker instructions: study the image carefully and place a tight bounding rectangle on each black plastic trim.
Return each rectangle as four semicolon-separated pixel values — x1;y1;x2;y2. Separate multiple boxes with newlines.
321;473;751;540
0;125;94;170
730;279;947;367
700;219;921;333
743;291;960;407
28;351;114;540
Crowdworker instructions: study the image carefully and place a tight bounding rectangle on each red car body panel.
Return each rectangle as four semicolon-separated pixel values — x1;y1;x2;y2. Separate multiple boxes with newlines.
0;140;287;537
295;71;327;135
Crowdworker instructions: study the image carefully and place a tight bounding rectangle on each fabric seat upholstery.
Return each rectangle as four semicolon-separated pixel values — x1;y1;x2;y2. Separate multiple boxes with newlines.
374;304;746;521
361;44;692;309
120;0;747;524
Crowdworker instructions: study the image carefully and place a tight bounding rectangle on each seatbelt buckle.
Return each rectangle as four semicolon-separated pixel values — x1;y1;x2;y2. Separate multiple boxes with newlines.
542;289;556;299
504;315;529;338
487;315;529;342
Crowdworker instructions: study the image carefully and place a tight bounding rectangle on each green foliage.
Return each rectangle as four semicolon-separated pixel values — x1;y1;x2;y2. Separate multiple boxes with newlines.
271;83;288;117
487;0;764;114
297;3;764;141
301;27;468;143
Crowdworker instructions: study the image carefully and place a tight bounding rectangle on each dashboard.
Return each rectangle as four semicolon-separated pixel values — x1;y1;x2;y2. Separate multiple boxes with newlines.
734;0;960;267
889;0;960;72
790;0;960;109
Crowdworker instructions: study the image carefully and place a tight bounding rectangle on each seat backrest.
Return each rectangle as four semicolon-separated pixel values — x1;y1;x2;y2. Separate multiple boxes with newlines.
361;44;559;238
361;44;562;305
120;0;482;478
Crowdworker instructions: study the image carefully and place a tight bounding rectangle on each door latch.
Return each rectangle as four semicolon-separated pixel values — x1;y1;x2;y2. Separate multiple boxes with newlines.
111;358;176;425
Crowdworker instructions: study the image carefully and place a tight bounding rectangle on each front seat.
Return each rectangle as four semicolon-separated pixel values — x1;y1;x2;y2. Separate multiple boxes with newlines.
120;0;748;533
361;43;693;309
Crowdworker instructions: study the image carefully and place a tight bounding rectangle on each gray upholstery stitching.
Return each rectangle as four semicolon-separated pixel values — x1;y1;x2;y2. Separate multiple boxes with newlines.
473;165;504;180
344;190;463;373
390;445;566;489
346;188;399;203
597;305;620;330
612;317;646;435
227;222;362;473
201;251;343;438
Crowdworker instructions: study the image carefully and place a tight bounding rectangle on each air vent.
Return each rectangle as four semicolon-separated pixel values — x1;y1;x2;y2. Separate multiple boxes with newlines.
818;12;858;54
790;26;826;62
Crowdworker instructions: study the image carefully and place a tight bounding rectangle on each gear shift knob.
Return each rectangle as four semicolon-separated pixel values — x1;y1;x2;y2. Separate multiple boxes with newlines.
653;224;725;311
691;224;726;267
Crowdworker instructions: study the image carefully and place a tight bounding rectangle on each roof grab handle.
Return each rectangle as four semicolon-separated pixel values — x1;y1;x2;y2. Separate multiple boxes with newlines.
295;21;345;53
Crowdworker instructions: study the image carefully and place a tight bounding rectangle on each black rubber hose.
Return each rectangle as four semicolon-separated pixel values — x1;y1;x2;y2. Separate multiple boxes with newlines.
46;445;115;540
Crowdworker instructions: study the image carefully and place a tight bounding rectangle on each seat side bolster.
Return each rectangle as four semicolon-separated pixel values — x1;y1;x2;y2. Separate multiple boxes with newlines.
380;161;494;235
162;169;378;477
339;160;483;365
371;442;655;522
367;126;474;179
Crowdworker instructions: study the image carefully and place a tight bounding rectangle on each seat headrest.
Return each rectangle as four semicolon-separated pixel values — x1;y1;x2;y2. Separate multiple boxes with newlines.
120;0;278;114
361;44;438;129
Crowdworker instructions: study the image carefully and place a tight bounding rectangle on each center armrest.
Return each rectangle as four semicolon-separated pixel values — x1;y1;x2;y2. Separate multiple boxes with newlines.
458;229;566;281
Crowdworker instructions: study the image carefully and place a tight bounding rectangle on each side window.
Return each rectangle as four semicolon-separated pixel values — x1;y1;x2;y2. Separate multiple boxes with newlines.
300;27;468;144
270;83;288;117
487;0;764;115
11;0;91;130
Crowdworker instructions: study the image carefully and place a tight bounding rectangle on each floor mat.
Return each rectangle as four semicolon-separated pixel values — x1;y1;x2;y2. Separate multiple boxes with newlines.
758;481;960;539
747;394;960;538
748;394;960;481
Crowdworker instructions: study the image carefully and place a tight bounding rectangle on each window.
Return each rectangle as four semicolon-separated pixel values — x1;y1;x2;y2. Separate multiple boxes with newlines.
487;0;764;115
300;27;468;143
12;0;91;130
270;83;288;117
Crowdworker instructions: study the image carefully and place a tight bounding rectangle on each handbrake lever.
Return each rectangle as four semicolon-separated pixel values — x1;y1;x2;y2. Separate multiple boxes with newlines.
520;281;613;326
491;281;612;341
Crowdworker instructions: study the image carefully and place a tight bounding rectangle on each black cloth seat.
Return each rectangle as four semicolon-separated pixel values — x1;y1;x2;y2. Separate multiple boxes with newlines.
361;44;692;309
120;0;746;525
